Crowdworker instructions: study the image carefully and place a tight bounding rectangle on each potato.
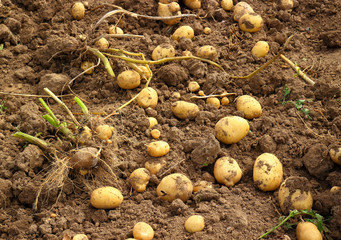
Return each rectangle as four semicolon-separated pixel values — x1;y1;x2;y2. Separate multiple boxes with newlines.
171;26;194;41
171;101;199;119
133;222;154;240
253;153;283;191
95;37;109;49
251;41;269;58
198;90;205;96
233;2;254;21
185;215;205;233
137;87;158;108
69;147;99;169
214;156;242;187
206;97;220;109
156;173;193;201
145;159;166;175
78;126;92;144
239;13;263;33
150;129;161;139
90;186;123;209
203;27;211;35
171;91;181;99
128;168;150;192
236;95;262;119
147;141;170;157
188;81;200;92
117;70;141;89
196;45;217;60
278;176;313;214
148;117;158;128
329;146;341;165
330;186;341;193
193;180;213;192
109;26;124;35
96;124;114;142
184;0;201;10
221;0;233;11
81;61;95;74
73;234;89;240
152;44;175;61
158;2;181;25
280;0;294;10
215;116;250;144
182;50;193;56
137;66;151;80
221;97;229;106
296;222;323;240
72;2;85;20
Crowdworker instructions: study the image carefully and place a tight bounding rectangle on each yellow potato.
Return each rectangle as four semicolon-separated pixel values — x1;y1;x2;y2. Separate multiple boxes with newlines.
117;70;141;89
278;177;313;214
137;66;151;79
128;168;150;192
329;146;341;165
78;126;92;145
330;186;341;193
148;117;158;128
214;156;242;187
108;26;124;35
233;2;254;21
152;44;175;60
81;61;95;74
239;13;263;33
188;81;200;92
137;87;158;108
206;97;220;109
157;173;193;201
73;234;88;240
171;26;194;41
280;0;294;10
185;215;205;233
221;0;233;11
184;0;201;10
236;95;262;119
221;97;229;106
193;180;213;192
197;45;217;60
158;2;181;25
296;222;323;240
96;124;114;141
147;141;170;157
253;153;283;191
215;116;250;144
69;147;99;169
252;41;269;58
95;37;109;49
171;101;199;119
133;222;154;240
203;27;212;35
72;2;85;20
90;186;123;209
150;129;161;139
145;159;166;175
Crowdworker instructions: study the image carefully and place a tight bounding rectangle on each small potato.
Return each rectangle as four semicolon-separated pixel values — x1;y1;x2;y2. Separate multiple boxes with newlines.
152;44;175;60
221;97;229;106
296;222;322;240
133;222;154;240
81;61;95;74
278;176;313;214
156;173;193;201
73;234;89;240
253;153;283;191
215;116;250;144
147;141;170;157
145;159;166;175
196;45;217;60
90;186;123;209
203;27;211;35
69;147;99;169
72;2;85;20
280;0;294;10
330;186;341;193
214;156;242;187
78;126;92;145
171;92;181;99
138;66;151;79
96;124;114;141
329;146;341;165
95;37;109;49
184;0;201;10
171;101;199;119
239;13;263;33
158;2;181;25
137;87;158;108
148;117;158;128
193;180;213;192
188;81;200;92
185;215;205;233
206;97;220;109
236;95;262;119
221;0;233;11
150;129;161;139
128;168;150;192
252;41;269;58
109;26;124;35
233;2;254;21
182;50;193;56
117;70;141;89
171;26;194;41
198;90;205;96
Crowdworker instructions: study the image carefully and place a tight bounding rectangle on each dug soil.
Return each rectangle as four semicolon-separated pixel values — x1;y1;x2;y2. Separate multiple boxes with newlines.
0;0;340;239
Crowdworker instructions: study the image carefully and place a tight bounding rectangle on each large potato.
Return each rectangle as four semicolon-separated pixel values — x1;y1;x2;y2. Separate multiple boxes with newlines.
215;116;250;144
296;222;323;240
221;0;233;11
152;44;175;60
90;186;123;209
158;2;181;25
171;101;199;119
171;26;194;41
147;141;170;157
329;146;341;165
233;2;254;21
128;168;150;192
214;156;242;187
72;2;85;20
133;222;154;240
253;153;283;191
156;173;193;201
278;176;313;214
251;41;269;58
117;70;141;89
196;45;217;60
137;87;158;108
239;13;263;33
236;95;262;119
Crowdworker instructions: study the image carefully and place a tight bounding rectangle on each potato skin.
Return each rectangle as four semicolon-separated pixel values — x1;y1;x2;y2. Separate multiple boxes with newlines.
329;146;341;165
185;215;205;233
196;45;217;60
171;26;194;41
158;2;181;25
147;141;170;157
156;173;193;201
239;12;263;33
253;153;283;191
236;95;262;119
137;87;158;108
152;44;175;60
251;41;269;58
215;116;250;144
128;168;150;192
221;0;233;11
117;70;141;89
72;2;85;20
69;147;99;169
133;222;154;240
214;156;242;187
233;2;254;21
171;101;199;119
296;222;323;240
90;187;123;209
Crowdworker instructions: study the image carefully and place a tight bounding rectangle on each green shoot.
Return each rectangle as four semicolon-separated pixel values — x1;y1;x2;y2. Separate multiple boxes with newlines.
13;132;48;150
281;85;291;104
0;101;7;113
74;97;89;115
0;44;3;50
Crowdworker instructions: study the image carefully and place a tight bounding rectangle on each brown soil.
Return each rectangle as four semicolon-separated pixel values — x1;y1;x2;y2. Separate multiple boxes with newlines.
0;0;341;239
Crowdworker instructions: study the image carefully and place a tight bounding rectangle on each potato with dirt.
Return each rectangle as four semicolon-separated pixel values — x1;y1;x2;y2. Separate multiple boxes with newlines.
117;70;141;89
69;147;100;169
128;168;150;192
239;13;263;33
158;2;181;25
185;215;205;233
196;45;217;60
171;101;199;119
236;95;262;119
133;222;154;240
90;186;123;209
214;156;242;187
184;0;201;10
147;141;170;157
233;1;254;21
171;26;194;41
71;2;85;20
215;116;250;144
95;124;114;142
157;173;193;201
152;44;175;60
329;146;341;165
137;87;158;108
251;41;269;58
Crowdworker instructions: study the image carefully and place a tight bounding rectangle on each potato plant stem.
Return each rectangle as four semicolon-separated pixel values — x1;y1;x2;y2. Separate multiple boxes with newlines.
74;97;89;115
87;47;115;77
39;98;59;124
12;132;48;150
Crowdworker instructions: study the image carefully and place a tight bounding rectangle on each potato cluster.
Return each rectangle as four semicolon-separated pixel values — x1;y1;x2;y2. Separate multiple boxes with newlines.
233;2;263;33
